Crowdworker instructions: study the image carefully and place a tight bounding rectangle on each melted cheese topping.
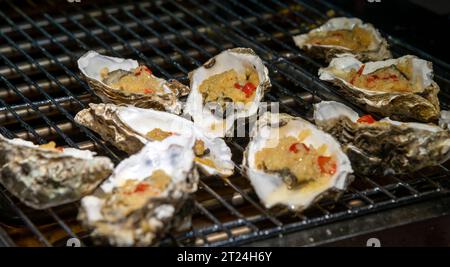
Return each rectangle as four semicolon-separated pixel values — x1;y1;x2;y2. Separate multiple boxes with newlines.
101;66;164;94
199;68;259;105
39;141;64;152
339;59;421;93
194;157;216;168
306;26;373;51
193;139;207;156
102;170;171;217
145;128;173;141
254;132;336;189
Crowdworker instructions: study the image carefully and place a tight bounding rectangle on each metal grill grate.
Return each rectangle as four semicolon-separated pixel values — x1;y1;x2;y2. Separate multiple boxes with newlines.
0;0;449;247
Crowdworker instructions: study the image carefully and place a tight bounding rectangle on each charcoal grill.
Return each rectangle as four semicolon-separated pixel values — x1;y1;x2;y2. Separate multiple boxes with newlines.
0;0;449;247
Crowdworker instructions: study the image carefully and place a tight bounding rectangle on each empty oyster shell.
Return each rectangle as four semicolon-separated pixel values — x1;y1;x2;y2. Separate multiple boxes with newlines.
78;135;198;246
319;55;440;122
78;51;189;114
243;112;353;211
184;48;271;137
0;135;113;209
293;17;391;62
314;101;450;176
75;103;234;177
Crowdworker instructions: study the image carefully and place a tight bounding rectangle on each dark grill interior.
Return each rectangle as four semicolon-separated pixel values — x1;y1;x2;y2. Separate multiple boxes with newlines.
0;0;449;247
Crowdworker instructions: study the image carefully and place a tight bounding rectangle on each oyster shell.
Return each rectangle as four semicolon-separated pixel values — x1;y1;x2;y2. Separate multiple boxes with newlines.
440;110;450;130
184;48;271;137
293;17;391;62
319;55;440;122
314;101;450;176
75;103;234;177
243;112;353;211
78;135;198;246
78;51;189;114
0;135;113;209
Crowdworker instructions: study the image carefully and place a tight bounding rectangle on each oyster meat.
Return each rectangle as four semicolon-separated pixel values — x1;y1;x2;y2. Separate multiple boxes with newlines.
243;112;353;211
0;135;113;209
79;135;198;246
293;17;391;62
319;55;440;122
78;51;189;114
75;103;234;177
314;101;450;176
184;48;271;137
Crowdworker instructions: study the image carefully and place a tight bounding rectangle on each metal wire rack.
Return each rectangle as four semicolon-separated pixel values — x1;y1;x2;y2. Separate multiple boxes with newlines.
0;0;449;247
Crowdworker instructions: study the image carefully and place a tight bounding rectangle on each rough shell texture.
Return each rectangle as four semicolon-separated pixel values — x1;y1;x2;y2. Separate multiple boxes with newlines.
293;17;392;62
440;110;450;130
0;135;114;209
314;101;450;176
78;136;198;246
242;112;353;211
78;51;189;114
75;103;234;177
184;47;271;137
319;55;440;122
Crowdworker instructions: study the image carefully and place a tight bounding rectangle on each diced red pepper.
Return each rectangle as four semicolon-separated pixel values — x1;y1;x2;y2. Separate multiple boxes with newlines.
289;143;310;153
241;82;257;98
143;88;154;94
134;182;150;193
367;74;379;83
142;65;152;74
318;156;337;175
289;143;299;153
234;82;257;98
357;114;376;124
350;64;365;84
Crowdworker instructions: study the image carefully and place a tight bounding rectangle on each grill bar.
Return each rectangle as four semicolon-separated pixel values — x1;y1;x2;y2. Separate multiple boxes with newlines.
0;0;449;247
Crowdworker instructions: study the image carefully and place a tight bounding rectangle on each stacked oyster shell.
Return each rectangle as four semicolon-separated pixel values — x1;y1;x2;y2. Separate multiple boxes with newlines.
79;135;198;246
293;17;392;62
0;135;113;209
78;51;190;114
314;101;450;176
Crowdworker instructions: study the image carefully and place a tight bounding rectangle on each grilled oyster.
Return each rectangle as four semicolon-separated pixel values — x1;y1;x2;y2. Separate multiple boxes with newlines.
293;17;391;62
314;101;450;176
75;103;234;177
243;112;353;211
319;55;440;122
0;135;113;209
78;135;198;246
184;48;271;137
78;51;189;114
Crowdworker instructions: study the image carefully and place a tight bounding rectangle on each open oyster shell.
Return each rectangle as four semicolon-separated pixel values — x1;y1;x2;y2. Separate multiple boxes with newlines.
75;103;234;177
293;17;391;62
314;101;450;176
319;55;440;122
0;135;113;209
78;135;198;246
184;48;271;137
78;51;189;114
242;112;353;211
